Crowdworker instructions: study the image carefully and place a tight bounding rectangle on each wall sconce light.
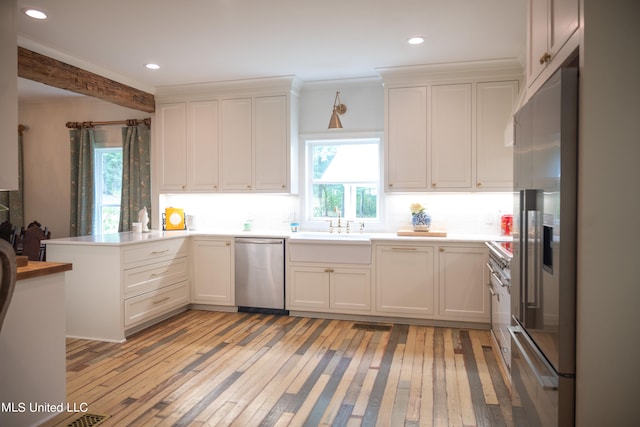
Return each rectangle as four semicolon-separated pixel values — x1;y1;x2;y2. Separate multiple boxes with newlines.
328;91;347;129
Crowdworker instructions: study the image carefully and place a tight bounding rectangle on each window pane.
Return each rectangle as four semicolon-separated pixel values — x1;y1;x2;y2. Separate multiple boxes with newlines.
102;206;121;234
312;184;344;218
314;144;378;182
312;145;338;179
308;138;380;221
101;151;122;204
95;148;122;234
355;185;377;218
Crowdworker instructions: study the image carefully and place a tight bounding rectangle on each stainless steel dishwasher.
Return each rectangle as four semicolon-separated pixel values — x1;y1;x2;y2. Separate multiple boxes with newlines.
235;237;287;315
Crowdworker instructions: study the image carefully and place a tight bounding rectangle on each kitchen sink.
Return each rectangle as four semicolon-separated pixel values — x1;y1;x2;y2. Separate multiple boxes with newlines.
290;231;371;242
288;232;371;264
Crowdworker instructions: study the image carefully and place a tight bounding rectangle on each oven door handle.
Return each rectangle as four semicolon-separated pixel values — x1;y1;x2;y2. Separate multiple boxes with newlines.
487;262;508;288
485;261;495;275
491;271;507;288
485;242;507;262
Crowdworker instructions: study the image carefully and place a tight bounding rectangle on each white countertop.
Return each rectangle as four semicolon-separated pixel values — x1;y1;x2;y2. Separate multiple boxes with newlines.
45;229;510;246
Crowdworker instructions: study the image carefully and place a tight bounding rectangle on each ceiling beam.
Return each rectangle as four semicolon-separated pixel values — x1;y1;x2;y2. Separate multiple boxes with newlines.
18;47;155;113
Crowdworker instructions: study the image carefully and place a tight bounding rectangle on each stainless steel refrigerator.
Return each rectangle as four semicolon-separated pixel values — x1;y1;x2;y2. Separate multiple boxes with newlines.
510;66;578;427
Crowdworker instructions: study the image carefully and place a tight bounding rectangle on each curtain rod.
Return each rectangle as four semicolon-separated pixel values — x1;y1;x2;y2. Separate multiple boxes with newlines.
65;117;151;129
18;124;27;136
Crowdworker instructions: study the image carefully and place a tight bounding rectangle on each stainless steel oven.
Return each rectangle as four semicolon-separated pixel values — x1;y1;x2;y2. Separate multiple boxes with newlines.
485;241;512;369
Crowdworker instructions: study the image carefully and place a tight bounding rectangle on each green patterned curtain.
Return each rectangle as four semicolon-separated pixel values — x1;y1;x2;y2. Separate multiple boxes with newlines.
118;123;151;232
0;130;25;228
69;128;95;236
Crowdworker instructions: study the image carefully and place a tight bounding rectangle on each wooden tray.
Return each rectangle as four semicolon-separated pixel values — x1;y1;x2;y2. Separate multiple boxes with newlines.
397;229;448;237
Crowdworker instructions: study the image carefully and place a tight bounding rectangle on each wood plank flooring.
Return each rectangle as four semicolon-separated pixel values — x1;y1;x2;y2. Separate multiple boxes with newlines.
42;310;512;427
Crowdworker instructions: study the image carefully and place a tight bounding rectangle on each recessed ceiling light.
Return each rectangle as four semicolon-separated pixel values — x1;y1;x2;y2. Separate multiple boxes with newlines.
407;36;425;45
24;8;47;20
145;63;160;70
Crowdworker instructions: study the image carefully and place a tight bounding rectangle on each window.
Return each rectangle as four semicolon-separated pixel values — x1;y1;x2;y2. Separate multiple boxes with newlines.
94;147;122;234
307;138;380;221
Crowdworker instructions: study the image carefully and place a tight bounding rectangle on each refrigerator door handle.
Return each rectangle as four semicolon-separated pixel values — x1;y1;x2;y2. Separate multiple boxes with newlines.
525;207;541;311
509;326;558;391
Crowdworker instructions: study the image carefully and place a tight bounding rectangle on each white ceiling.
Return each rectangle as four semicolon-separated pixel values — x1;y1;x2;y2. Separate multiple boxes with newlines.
16;0;526;99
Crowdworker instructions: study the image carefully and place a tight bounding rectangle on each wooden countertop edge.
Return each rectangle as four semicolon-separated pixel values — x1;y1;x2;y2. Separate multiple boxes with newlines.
17;261;73;281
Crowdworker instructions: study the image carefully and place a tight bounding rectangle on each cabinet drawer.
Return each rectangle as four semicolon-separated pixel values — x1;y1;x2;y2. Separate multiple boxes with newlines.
124;281;189;327
124;258;188;297
123;238;187;267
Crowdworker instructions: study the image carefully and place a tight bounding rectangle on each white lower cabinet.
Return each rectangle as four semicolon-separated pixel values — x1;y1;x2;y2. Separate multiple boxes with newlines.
375;244;436;317
191;237;234;306
124;281;189;327
288;264;371;313
46;237;190;342
374;242;489;323
437;245;490;322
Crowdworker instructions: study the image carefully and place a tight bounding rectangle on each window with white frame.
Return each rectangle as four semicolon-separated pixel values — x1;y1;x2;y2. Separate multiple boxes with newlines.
306;138;380;221
94;147;122;234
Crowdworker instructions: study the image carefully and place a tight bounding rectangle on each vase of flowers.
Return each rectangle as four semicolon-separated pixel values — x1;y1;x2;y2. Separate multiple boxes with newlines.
410;203;431;231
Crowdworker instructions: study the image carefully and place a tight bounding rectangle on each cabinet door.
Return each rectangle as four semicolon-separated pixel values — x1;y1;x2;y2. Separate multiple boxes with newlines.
158;103;187;191
376;245;435;316
192;239;233;305
476;81;518;189
527;0;579;84
254;95;289;191
188;100;220;191
220;98;253;190
430;84;472;189
437;246;489;322
331;267;371;312
527;0;549;83
550;0;579;59
289;266;330;310
386;87;428;190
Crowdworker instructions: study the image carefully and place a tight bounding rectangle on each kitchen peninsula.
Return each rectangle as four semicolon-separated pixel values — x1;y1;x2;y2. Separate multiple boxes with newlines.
0;260;72;427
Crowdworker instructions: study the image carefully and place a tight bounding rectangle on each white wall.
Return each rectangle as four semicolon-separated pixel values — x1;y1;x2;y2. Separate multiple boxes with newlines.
298;78;384;134
18;96;150;237
0;0;18;191
575;1;640;425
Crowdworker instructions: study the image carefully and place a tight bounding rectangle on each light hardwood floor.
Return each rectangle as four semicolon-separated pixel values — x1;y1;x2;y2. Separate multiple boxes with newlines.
42;310;512;427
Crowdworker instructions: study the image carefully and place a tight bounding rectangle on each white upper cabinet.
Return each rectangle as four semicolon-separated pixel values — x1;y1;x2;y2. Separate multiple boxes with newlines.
220;95;292;192
157;100;220;192
385;86;428;190
527;0;579;86
188;101;219;191
254;95;289;191
430;84;473;189
476;80;519;189
158;103;187;191
220;98;253;191
382;62;522;192
155;77;299;194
